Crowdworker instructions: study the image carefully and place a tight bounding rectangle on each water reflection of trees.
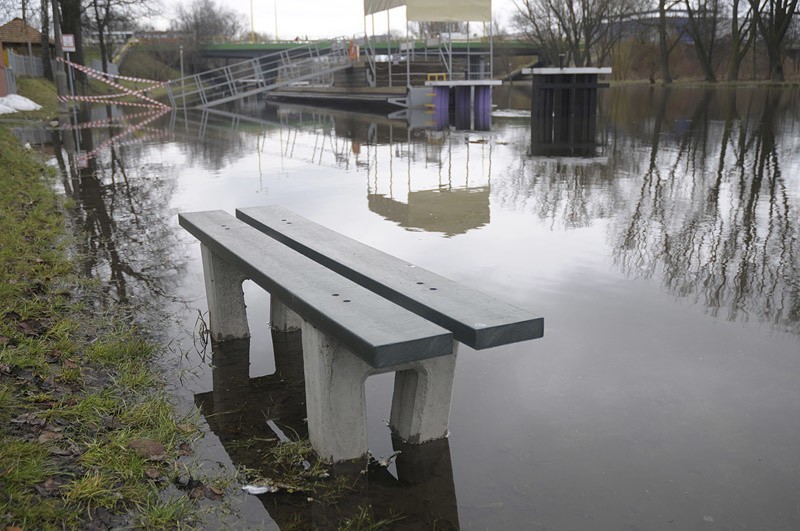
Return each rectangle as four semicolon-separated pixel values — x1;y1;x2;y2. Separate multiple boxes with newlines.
495;87;800;334
53;121;184;313
495;156;618;229
612;88;800;334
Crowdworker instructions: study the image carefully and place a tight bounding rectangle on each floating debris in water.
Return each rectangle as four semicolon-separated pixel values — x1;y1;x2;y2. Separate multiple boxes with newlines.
242;484;279;495
267;419;292;443
375;450;401;468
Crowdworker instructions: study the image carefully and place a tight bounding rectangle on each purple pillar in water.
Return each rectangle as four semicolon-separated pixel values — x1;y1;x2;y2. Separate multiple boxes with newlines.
473;86;492;131
434;86;450;130
454;87;472;130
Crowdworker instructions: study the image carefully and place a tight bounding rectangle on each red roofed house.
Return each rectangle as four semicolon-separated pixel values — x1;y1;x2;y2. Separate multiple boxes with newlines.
0;18;54;56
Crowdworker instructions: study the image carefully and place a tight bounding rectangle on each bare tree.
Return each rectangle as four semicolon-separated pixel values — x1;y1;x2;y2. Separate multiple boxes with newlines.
21;0;40;55
169;0;243;71
748;0;799;81
513;0;567;65
0;2;15;24
40;0;53;80
513;0;644;67
60;0;89;91
172;0;243;45
85;0;159;74
413;21;468;39
727;0;756;80
657;0;687;83
683;0;721;81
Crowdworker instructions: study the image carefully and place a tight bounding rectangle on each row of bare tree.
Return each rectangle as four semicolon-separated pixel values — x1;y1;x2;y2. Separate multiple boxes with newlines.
513;0;800;81
3;0;243;82
4;0;798;83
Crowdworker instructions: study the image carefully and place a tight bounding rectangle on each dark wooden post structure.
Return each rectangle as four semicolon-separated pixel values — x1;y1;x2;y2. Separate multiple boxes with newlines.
526;67;610;156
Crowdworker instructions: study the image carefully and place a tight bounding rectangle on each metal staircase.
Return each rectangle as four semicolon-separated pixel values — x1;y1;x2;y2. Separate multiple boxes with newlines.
165;37;355;109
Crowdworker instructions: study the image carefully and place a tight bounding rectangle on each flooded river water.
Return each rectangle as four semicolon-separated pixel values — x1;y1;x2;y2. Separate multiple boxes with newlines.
42;84;800;529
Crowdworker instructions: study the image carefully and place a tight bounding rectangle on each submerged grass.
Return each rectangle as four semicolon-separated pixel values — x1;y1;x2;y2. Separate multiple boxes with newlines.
338;506;406;531
0;115;203;527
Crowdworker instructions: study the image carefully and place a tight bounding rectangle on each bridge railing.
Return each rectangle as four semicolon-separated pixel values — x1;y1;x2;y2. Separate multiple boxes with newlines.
355;35;378;88
437;40;453;79
166;37;355;108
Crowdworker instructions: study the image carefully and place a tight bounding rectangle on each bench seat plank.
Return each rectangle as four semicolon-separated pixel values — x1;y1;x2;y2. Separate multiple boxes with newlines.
179;210;452;368
236;206;544;350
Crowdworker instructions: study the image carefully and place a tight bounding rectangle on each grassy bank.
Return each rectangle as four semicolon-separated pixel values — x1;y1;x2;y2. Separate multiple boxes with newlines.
0;78;60;122
1;80;416;530
0;91;206;529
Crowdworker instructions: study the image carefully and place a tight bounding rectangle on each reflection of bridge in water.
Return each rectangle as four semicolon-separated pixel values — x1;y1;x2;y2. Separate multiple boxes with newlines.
194;336;460;529
167;103;494;237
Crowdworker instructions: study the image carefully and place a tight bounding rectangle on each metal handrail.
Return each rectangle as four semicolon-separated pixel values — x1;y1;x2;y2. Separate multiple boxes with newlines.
357;34;378;88
437;39;453;79
166;36;354;108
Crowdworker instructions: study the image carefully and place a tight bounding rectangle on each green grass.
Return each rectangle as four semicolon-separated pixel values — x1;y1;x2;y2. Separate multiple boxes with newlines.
63;471;127;509
0;438;80;527
135;496;196;530
85;329;157;366
119;49;181;82
0;122;201;528
13;77;60;119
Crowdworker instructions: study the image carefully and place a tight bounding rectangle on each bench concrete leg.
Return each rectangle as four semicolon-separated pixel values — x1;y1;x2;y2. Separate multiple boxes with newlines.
200;244;250;341
301;320;372;463
270;297;302;332
390;342;458;444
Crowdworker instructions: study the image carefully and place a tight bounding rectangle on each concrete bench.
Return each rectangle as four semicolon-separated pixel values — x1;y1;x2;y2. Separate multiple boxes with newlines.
179;210;456;463
236;205;544;350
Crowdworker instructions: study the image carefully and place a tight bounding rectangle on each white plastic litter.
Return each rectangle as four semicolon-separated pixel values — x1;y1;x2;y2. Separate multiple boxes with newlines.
241;484;279;495
0;94;42;115
491;109;530;118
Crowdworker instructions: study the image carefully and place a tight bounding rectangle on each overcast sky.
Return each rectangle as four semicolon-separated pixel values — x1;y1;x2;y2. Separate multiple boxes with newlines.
158;0;522;40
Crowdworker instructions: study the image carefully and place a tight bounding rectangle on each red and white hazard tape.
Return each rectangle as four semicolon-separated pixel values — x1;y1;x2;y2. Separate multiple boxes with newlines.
75;130;172;169
75;131;172;167
76;108;170;166
58;95;168;109
56;57;166;92
60;110;165;130
67;66;171;86
82;87;159;100
56;57;169;110
89;129;171;152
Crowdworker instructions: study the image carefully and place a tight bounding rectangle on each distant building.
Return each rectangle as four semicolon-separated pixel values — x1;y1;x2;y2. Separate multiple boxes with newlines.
0;18;54;56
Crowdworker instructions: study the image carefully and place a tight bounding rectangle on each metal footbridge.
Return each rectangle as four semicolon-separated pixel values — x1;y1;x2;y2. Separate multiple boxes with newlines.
164;37;357;109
